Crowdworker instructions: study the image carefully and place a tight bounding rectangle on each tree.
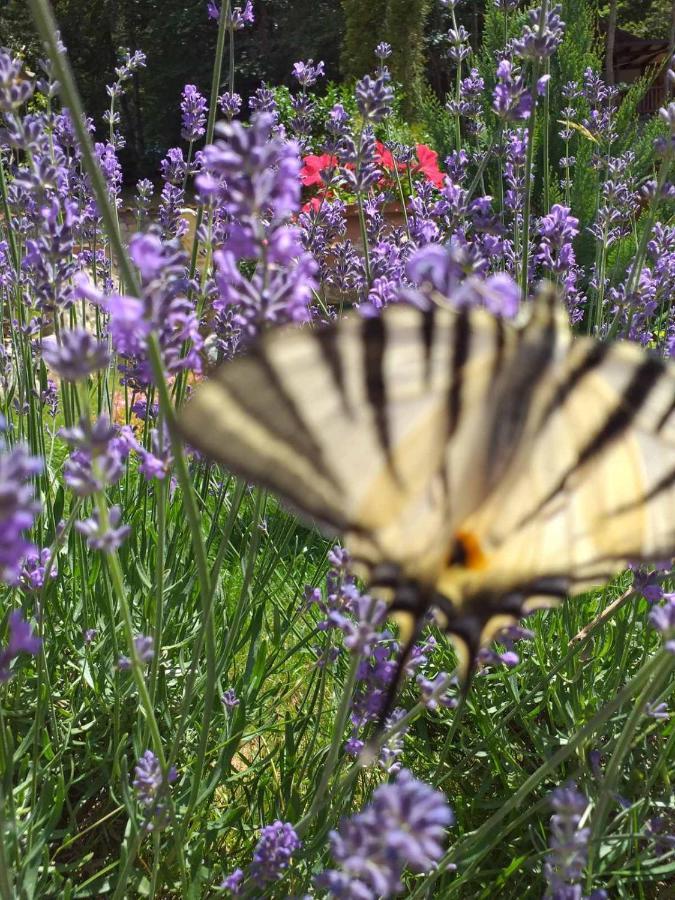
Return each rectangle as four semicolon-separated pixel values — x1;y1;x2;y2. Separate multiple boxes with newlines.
340;0;387;80
341;0;431;118
384;0;431;116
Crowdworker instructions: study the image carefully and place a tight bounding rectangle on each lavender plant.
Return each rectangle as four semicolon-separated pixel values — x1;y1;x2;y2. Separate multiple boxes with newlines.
0;0;672;896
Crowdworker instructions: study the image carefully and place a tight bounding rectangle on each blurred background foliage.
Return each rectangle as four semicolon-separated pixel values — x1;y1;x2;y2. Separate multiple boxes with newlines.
0;0;672;179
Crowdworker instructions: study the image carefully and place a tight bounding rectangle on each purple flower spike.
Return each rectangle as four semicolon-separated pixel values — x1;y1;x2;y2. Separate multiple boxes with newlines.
132;750;177;831
492;60;532;122
251;821;301;885
221;688;240;710
649;596;675;653
316;769;453;897
20;547;56;591
0;446;43;585
292;59;325;88
0;610;42;682
0;51;35;112
42;329;110;381
218;91;242;120
227;0;254;29
355;70;394;123
76;505;131;553
544;783;593;899
220;868;244;893
181;84;208;142
513;3;565;61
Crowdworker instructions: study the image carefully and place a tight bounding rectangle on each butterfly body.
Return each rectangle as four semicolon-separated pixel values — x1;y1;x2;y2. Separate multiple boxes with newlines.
181;290;675;686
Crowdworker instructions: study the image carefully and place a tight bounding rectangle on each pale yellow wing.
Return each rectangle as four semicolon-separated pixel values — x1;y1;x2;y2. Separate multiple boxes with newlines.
463;336;675;603
180;303;516;579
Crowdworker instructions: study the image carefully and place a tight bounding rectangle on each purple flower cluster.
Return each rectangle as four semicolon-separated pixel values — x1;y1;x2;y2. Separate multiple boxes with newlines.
316;769;453;898
132;750;177;831
42;328;110;382
543;783;607;900
198;114;316;335
20;548;57;592
181;84;208;142
61;416;130;497
118;634;154;670
0;610;42;682
292;59;325;88
649;595;675;654
76;232;203;386
219;820;301;894
76;505;130;553
513;4;565;60
0;446;43;585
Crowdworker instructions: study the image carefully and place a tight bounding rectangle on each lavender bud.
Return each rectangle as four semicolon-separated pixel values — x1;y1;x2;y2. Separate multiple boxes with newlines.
42;329;110;381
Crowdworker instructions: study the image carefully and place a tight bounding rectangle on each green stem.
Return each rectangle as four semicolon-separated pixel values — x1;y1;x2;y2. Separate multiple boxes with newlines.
297;650;361;835
0;788;15;900
542;58;550;214
587;650;675;878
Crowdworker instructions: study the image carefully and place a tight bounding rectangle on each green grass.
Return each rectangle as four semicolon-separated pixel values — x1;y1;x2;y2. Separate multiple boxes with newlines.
2;468;674;896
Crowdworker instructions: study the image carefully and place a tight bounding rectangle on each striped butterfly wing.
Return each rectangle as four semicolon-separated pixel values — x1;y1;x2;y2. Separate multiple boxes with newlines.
181;296;675;695
180;303;523;583
455;332;675;646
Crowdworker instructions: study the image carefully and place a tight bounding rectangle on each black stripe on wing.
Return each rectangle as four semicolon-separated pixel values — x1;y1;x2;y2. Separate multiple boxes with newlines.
421;307;436;383
517;357;665;530
540;341;610;426
314;325;352;417
363;316;396;469
214;344;341;491
447;307;471;438
486;316;557;484
656;395;675;432
607;464;675;515
490;316;506;386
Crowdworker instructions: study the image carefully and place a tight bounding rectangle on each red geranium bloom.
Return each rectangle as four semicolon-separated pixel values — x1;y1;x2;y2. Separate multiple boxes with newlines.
414;144;444;188
375;140;397;172
301;196;323;214
300;153;337;187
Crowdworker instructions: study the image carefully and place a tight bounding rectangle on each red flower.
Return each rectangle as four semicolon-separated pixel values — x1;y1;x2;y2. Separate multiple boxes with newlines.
414;144;444;188
300;153;337;187
375;140;397;171
300;196;323;214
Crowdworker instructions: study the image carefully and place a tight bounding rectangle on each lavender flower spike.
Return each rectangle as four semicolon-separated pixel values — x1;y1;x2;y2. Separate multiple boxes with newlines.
0;610;42;682
42;329;110;381
181;84;208;142
251;821;301;885
0;446;43;585
76;505;131;553
544;783;592;899
132;750;177;831
316;769;453;897
292;59;325;88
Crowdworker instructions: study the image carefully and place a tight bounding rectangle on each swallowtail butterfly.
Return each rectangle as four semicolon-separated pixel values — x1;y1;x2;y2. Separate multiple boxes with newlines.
181;289;675;705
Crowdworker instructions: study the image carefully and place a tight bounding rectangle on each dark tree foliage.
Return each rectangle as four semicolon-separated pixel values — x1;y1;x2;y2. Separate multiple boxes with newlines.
384;0;431;115
341;0;432;116
339;0;387;79
1;0;344;179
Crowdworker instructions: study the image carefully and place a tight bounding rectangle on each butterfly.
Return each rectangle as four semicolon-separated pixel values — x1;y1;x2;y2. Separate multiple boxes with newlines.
180;287;675;715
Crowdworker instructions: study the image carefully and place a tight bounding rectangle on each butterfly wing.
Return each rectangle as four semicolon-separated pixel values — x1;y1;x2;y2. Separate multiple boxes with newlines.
462;335;675;607
180;303;518;580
